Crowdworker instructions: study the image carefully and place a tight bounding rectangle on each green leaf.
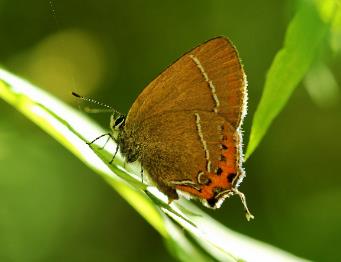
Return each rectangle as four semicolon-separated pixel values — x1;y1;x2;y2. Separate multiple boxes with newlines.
245;1;338;160
0;68;308;261
314;0;341;52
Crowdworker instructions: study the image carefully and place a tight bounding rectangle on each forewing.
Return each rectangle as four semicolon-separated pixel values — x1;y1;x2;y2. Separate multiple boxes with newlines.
126;37;247;130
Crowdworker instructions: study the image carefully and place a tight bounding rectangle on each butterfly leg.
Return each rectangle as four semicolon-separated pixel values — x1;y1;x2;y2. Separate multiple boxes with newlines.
87;133;112;146
109;144;119;164
99;134;112;150
140;166;144;183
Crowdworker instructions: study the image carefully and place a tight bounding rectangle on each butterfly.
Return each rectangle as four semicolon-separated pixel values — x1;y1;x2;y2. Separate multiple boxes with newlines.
75;37;253;220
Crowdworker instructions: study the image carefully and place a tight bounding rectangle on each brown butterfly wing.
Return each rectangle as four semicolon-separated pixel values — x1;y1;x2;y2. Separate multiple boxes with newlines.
122;37;247;206
125;36;247;129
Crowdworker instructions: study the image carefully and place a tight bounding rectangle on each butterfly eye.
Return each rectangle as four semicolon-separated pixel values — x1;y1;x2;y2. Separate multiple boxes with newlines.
114;115;125;129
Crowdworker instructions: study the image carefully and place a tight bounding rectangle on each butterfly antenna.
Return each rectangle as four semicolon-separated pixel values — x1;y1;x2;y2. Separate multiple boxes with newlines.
72;92;120;114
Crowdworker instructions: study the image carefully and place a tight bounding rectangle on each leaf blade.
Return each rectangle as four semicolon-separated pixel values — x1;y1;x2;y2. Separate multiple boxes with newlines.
245;2;332;160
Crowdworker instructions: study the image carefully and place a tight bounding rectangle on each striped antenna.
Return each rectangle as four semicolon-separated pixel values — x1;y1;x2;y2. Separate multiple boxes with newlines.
72;92;118;113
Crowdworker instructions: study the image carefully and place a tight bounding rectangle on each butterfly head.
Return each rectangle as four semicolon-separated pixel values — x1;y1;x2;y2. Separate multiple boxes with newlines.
110;113;126;131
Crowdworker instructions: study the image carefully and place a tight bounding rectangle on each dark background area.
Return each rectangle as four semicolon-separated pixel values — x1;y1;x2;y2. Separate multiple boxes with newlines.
0;0;340;261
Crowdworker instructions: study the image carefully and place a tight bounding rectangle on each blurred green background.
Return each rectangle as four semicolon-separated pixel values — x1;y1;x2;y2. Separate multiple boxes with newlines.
0;0;340;261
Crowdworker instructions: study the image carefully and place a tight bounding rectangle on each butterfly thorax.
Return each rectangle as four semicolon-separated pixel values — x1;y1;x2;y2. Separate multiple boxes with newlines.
116;127;141;163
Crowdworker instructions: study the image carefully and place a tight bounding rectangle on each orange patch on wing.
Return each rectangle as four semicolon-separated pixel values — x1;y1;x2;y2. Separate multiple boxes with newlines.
175;123;239;201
